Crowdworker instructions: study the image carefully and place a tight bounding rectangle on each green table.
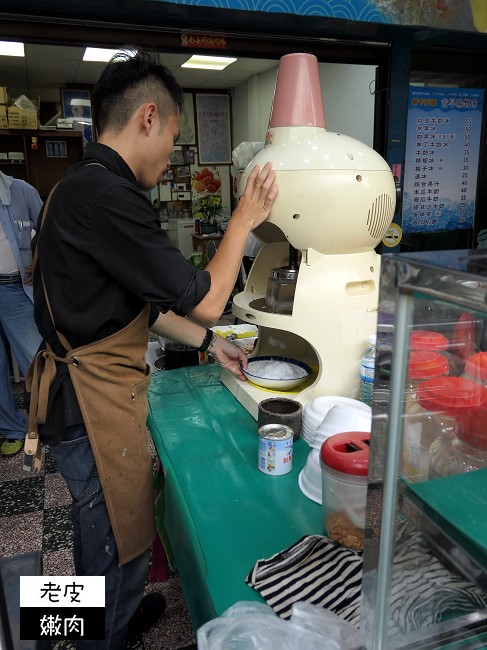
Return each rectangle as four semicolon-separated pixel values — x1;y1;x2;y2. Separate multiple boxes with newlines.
147;365;322;631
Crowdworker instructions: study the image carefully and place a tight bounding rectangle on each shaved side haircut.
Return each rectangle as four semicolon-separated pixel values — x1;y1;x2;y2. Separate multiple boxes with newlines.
92;49;184;135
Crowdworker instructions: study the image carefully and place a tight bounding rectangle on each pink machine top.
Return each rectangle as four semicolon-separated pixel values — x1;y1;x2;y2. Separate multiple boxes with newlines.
268;53;326;129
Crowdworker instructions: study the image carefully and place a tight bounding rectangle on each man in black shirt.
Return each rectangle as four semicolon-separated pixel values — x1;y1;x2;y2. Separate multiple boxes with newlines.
29;50;277;649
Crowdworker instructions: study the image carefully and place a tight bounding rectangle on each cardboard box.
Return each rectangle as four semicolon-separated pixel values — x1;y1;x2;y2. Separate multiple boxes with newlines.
0;104;7;129
8;151;25;162
0;87;7;105
56;118;73;129
7;105;38;130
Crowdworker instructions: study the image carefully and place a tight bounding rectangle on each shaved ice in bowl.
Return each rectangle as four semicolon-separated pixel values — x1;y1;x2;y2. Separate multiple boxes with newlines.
242;356;312;390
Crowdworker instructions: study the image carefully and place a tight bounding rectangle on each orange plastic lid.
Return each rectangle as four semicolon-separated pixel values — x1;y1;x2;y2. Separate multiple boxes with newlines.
320;431;370;476
417;376;487;416
410;330;449;351
408;351;449;380
464;352;487;382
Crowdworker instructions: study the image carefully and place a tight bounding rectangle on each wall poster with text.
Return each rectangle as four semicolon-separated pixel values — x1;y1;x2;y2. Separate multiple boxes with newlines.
195;94;231;164
401;86;484;233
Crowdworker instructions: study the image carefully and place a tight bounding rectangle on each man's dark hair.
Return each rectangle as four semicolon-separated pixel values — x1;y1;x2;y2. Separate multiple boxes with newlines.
92;48;184;135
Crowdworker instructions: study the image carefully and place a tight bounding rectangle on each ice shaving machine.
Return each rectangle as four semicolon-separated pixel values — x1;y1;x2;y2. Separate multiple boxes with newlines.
221;53;396;418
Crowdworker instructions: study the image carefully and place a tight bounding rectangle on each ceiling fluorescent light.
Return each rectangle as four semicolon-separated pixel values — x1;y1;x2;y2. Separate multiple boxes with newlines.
83;47;128;62
0;41;24;57
182;55;237;71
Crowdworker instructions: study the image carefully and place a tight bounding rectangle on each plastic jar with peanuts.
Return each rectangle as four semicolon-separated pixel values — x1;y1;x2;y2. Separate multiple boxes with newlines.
320;431;369;551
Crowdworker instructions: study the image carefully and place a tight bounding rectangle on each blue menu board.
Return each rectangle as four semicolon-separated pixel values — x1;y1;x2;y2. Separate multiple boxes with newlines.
401;87;484;233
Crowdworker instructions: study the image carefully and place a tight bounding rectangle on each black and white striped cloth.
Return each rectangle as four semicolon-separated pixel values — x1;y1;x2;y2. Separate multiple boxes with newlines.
246;532;487;635
246;535;363;625
387;529;487;637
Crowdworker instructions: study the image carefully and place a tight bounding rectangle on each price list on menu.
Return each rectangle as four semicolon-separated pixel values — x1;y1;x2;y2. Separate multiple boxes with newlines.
401;87;484;233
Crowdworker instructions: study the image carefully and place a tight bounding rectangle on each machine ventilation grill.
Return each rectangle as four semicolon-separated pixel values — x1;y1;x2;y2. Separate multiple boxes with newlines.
367;194;394;239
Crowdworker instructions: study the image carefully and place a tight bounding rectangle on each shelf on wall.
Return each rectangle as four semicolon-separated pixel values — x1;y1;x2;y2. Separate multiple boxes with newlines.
0;128;83;197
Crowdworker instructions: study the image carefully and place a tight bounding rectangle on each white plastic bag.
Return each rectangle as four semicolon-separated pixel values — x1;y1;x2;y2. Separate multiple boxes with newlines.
197;601;360;650
290;602;360;648
231;142;264;170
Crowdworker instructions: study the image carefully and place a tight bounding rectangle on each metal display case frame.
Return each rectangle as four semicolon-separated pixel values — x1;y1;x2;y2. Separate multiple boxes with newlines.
361;249;487;650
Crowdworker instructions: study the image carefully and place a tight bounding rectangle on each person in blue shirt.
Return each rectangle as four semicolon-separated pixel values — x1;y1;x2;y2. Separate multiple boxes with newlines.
0;171;43;456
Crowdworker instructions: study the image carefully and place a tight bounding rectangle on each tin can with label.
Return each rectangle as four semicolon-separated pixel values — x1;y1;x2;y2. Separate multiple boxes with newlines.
258;424;293;475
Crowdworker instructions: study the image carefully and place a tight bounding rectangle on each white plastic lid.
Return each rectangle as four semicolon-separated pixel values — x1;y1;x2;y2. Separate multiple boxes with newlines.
368;334;377;346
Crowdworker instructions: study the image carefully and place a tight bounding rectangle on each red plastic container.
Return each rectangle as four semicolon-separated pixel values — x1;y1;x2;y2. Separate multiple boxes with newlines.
320;431;370;550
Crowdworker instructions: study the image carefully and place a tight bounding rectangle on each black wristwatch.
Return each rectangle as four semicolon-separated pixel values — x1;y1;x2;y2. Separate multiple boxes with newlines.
198;328;216;352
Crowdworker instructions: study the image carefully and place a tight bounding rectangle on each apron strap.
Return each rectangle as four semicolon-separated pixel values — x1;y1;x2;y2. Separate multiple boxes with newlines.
34;163;108;352
25;183;61;471
32;182;73;352
24;344;77;472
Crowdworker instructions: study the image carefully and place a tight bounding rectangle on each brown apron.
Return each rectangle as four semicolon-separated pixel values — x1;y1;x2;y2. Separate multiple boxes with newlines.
25;181;156;565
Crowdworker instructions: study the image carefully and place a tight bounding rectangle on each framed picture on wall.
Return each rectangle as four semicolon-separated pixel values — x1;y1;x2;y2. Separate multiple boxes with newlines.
60;88;93;145
175;166;191;181
176;92;196;145
170;147;185;165
45;140;67;158
195;94;231;164
184;148;195;165
60;89;92;120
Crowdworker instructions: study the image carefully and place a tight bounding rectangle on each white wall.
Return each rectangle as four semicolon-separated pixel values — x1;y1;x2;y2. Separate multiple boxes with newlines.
320;63;376;146
232;65;278;146
232;61;376;151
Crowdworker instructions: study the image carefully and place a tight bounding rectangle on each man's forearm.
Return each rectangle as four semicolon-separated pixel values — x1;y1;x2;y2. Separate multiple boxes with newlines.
149;310;207;349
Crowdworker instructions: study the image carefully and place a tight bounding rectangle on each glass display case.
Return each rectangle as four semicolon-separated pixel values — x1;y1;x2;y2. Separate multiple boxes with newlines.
361;249;487;649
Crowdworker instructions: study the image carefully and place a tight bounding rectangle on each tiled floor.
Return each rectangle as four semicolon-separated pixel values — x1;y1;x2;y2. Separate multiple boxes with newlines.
1;380;197;650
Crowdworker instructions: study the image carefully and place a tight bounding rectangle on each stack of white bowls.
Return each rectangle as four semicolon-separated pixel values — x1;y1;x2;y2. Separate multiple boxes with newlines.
298;448;322;504
298;397;372;505
302;396;371;449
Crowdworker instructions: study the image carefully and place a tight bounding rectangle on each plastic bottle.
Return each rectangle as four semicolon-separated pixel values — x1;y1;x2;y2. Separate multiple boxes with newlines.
360;335;376;407
430;433;487;478
402;351;450;483
429;392;487;479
